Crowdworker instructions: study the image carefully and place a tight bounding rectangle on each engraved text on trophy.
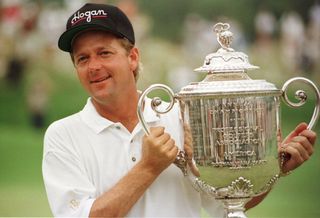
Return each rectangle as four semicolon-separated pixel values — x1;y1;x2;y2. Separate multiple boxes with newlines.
186;97;276;169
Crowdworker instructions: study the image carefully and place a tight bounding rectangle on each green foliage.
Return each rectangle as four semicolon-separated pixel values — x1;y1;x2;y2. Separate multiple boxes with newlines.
45;72;88;124
137;0;316;42
0;81;29;126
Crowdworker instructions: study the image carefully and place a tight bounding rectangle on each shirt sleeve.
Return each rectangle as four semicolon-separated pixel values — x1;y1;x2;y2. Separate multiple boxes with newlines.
42;122;96;217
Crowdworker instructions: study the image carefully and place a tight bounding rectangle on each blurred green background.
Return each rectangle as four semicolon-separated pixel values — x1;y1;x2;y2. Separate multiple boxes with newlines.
0;0;319;217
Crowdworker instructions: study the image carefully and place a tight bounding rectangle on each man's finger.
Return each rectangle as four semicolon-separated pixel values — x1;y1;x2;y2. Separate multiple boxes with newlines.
299;129;317;146
291;135;314;155
149;126;165;137
282;122;308;144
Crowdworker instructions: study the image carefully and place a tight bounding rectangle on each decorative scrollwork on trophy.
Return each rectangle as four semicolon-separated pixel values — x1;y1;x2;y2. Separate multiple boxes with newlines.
227;177;253;198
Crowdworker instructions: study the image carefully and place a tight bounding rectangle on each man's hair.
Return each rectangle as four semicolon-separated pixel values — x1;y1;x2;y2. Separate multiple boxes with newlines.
119;37;141;82
70;36;141;82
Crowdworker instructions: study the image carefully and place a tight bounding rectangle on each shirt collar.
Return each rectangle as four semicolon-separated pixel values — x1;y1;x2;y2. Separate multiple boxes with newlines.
80;97;160;134
80;98;113;134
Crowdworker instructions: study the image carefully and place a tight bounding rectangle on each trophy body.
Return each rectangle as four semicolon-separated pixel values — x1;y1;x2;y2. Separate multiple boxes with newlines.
137;23;320;218
175;77;282;217
178;90;281;196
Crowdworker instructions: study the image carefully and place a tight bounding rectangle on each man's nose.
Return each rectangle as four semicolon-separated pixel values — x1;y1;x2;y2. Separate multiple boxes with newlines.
88;57;102;72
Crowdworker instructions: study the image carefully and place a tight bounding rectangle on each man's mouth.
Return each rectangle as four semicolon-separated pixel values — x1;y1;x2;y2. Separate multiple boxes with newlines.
90;76;111;84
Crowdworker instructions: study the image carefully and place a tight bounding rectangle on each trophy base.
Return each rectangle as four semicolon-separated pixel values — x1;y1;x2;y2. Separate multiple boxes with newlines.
221;198;250;218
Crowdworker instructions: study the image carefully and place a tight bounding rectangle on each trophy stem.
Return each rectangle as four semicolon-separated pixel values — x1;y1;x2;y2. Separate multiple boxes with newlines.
221;198;251;218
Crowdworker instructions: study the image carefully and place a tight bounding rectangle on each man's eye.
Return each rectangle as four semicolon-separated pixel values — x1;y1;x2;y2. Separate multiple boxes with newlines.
100;51;112;57
77;56;87;63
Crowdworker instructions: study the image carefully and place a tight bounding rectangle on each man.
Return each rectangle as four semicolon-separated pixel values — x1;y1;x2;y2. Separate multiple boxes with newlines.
42;3;317;217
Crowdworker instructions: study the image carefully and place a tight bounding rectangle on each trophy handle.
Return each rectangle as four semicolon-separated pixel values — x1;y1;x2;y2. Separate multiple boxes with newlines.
281;77;320;130
280;77;319;176
137;84;188;175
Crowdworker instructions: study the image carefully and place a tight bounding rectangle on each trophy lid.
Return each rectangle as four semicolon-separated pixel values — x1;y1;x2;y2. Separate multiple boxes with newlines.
177;22;281;98
194;23;259;73
178;79;280;97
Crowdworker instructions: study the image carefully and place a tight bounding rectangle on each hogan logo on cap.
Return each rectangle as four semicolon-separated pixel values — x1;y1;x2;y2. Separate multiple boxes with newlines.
71;9;108;26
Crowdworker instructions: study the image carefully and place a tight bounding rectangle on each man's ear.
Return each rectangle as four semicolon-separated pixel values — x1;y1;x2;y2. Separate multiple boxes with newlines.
129;47;139;72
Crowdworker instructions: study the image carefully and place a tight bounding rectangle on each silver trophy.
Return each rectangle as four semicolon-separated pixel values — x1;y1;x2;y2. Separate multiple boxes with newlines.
137;23;320;218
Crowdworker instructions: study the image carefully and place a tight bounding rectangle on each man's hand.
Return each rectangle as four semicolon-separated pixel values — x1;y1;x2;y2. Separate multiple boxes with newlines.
141;127;178;174
90;127;178;217
279;122;317;174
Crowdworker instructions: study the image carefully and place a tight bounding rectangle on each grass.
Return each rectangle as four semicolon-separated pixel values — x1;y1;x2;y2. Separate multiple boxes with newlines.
0;186;51;217
247;149;320;218
0;125;52;217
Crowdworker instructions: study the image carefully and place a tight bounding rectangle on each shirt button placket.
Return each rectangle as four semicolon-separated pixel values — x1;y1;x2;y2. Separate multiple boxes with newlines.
130;138;135;162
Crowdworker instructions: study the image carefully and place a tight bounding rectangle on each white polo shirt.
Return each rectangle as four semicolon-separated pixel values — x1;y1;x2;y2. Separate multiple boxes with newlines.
42;98;223;217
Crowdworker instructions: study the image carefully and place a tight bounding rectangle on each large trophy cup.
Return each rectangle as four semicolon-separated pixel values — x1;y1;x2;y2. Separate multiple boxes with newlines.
137;23;320;218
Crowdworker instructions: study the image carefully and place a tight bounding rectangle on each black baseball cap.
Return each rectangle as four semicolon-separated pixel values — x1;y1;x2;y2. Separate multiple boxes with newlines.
58;3;135;52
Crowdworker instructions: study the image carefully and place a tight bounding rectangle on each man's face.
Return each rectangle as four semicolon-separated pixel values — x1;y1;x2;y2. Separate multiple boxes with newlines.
72;30;139;104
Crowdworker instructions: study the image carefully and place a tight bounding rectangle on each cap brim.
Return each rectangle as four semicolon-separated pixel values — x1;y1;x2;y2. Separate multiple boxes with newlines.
58;23;124;52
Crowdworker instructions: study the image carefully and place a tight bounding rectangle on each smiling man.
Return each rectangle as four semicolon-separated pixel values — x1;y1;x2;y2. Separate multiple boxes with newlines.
42;3;317;218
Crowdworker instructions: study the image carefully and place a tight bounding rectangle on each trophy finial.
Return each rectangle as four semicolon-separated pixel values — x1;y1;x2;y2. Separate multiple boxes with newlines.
195;22;258;73
214;23;234;51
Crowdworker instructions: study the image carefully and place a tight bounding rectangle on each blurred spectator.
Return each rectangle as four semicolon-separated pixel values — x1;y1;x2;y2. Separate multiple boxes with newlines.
16;1;54;128
18;1;49;128
251;9;281;81
280;11;305;73
26;75;51;128
1;0;24;85
301;2;320;74
253;8;277;75
254;9;276;47
1;0;22;37
167;65;197;92
117;0;151;46
182;13;218;67
37;2;66;49
4;56;25;86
